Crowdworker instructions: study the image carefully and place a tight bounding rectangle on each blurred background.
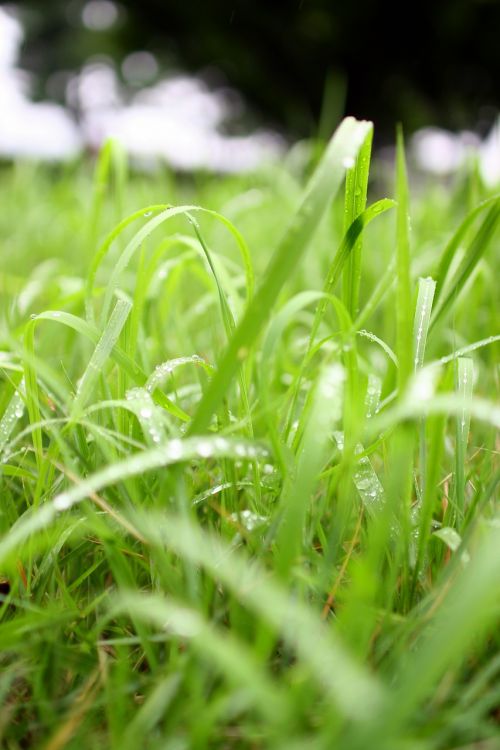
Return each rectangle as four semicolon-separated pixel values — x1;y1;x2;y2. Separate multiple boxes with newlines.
1;0;499;177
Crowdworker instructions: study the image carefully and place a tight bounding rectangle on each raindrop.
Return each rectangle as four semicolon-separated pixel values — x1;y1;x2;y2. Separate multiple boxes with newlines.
167;438;183;460
214;436;229;451
54;493;72;511
197;440;213;458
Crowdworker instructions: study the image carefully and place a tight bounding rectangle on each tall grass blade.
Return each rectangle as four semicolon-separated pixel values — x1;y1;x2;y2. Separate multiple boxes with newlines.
275;364;345;577
189;117;373;434
71;297;132;418
342;127;373;318
0;377;25;457
413;277;436;371
395;126;413;394
431;198;500;330
455;356;473;516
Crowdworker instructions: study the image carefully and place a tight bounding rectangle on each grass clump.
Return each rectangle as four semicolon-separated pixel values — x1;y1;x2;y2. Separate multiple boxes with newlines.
0;118;499;749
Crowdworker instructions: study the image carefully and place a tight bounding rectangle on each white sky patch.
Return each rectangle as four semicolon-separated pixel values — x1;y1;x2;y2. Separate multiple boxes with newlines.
75;64;284;171
0;7;82;160
411;125;500;186
0;6;283;171
122;51;159;85
81;0;119;32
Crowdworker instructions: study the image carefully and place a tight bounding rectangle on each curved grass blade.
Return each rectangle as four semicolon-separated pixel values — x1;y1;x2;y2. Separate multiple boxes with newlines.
111;592;292;727
0;436;269;568
433;194;500;306
124;387;167;447
309;198;395;347
357;329;398;368
99;205;253;325
23;310;188;422
146;355;214;394
85;203;170;322
430;197;500;330
188;117;374;435
131;512;385;721
371;388;500;435
435;334;500;366
71;297;131;418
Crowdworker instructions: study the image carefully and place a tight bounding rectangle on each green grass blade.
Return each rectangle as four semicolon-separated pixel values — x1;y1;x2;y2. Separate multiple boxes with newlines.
99;205;253;325
395;126;413;394
133;512;385;721
455;356;473;516
310;198;395;346
433;194;500;306
112;592;292;727
0;377;25;457
387;520;500;729
71;297;131;418
413;277;436;371
430;198;500;330
275;363;345;578
85;203;170;323
188;117;373;435
342;127;373;318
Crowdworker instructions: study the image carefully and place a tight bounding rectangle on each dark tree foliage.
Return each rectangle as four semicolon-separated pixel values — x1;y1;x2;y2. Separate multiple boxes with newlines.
6;0;500;138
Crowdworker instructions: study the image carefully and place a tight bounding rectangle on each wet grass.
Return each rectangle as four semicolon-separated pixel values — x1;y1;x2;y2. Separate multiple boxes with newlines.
0;118;499;749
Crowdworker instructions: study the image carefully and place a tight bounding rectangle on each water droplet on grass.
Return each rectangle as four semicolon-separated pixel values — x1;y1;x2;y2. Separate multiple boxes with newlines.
214;437;229;451
167;438;183;460
197;440;213;458
54;493;72;511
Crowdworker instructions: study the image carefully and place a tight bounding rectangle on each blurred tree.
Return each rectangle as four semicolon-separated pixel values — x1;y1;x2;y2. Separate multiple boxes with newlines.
5;0;500;138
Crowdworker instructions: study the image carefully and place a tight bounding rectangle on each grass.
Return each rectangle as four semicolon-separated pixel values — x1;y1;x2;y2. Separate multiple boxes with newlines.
0;117;499;749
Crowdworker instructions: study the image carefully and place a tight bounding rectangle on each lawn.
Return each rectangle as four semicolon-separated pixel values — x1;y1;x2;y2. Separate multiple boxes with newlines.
0;118;499;749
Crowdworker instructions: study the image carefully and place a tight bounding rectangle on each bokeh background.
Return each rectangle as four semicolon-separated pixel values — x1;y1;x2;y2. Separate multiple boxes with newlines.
1;0;500;174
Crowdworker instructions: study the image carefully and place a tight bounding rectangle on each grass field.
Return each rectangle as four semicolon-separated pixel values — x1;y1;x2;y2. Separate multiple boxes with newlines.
0;117;499;749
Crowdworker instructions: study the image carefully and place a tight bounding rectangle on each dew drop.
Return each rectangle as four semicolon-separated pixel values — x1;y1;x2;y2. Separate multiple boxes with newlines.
54;493;72;511
214;437;229;451
167;438;183;460
197;440;213;458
